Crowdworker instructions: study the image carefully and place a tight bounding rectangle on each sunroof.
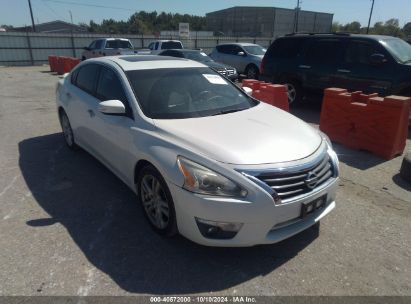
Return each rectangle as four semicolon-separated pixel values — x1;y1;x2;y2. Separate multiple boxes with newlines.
119;55;186;62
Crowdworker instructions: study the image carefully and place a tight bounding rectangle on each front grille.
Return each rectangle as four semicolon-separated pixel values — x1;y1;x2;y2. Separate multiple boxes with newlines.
253;154;334;201
227;69;235;76
216;68;227;76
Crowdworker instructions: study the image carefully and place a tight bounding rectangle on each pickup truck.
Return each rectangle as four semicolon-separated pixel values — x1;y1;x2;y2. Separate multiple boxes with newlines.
81;38;136;60
147;40;184;54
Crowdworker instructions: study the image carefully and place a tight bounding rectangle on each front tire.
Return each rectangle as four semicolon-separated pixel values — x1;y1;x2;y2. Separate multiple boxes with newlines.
245;64;259;79
137;165;177;236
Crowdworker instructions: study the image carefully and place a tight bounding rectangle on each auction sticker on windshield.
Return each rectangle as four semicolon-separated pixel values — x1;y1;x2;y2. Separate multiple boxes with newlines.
202;74;228;85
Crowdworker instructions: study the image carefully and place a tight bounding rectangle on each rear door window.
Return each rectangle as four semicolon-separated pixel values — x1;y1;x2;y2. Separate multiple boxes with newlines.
304;39;342;64
268;38;304;59
75;64;100;95
216;45;231;54
161;41;183;49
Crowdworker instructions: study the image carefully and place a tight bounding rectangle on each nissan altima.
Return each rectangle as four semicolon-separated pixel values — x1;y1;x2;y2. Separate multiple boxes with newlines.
56;55;339;247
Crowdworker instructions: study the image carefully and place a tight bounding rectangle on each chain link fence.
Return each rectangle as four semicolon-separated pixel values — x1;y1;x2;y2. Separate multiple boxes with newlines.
0;32;274;66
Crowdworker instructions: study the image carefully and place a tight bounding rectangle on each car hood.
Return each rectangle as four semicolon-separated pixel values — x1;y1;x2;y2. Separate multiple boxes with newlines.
153;103;322;165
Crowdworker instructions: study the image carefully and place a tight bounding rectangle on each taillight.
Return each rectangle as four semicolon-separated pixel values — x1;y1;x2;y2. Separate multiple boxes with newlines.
260;56;266;75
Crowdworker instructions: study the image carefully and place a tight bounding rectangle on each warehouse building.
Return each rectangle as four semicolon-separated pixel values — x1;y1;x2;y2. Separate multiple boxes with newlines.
206;6;333;37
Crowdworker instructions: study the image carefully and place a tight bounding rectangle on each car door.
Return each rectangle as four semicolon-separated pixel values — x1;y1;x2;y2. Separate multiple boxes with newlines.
334;39;394;95
227;45;249;73
66;63;101;151
301;39;343;92
90;66;137;183
212;45;231;65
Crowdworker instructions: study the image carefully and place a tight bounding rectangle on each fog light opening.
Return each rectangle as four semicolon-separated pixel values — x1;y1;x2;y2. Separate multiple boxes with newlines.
195;217;243;240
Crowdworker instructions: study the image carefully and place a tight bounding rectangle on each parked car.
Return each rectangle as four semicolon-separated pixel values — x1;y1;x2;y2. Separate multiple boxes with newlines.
209;43;267;79
56;55;339;247
147;40;184;54
81;38;135;60
260;33;411;105
158;49;238;81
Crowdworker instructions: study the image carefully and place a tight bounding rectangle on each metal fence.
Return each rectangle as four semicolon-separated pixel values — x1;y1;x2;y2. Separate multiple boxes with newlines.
0;32;275;66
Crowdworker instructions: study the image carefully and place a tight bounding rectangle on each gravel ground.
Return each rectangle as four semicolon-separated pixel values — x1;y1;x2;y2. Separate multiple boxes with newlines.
0;66;410;296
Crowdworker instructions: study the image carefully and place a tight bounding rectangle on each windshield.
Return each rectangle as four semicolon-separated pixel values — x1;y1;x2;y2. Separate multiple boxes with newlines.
161;41;183;49
380;38;411;63
105;40;133;49
243;45;267;55
126;68;257;119
183;52;213;63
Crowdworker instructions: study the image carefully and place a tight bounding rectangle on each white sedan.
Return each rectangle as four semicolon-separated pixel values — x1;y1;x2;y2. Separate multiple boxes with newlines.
56;55;339;247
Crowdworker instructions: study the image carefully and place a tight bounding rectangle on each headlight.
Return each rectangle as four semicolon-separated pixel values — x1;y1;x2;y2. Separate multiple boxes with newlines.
177;156;248;198
319;130;332;148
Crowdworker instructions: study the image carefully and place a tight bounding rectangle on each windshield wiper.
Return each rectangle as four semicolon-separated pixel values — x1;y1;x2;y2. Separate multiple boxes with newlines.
211;108;247;116
403;59;411;64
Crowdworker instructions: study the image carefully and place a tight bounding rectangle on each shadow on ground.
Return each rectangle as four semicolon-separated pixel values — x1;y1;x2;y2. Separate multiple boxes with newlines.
19;133;319;294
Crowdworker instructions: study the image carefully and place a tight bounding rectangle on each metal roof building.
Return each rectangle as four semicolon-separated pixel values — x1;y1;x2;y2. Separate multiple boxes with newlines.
206;6;333;37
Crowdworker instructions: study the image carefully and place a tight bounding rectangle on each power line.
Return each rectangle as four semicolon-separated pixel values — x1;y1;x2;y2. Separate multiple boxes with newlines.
42;0;135;11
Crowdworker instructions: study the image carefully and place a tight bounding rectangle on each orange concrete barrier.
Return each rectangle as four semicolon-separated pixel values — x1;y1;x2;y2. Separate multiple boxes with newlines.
56;56;65;75
241;80;289;112
48;55;58;72
320;88;411;160
69;57;81;71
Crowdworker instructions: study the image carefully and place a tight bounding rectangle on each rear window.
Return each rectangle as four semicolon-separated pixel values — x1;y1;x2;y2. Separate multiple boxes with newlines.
161;41;183;50
105;40;133;49
268;38;304;59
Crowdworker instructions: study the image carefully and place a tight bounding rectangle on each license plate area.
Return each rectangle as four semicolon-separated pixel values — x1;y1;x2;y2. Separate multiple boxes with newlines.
300;195;327;219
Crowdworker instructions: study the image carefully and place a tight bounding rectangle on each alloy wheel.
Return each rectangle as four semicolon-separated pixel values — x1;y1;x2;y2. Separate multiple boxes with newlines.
285;83;297;104
140;174;170;229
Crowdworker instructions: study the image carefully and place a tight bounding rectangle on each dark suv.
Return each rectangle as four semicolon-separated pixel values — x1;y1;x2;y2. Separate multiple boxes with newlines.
260;33;411;104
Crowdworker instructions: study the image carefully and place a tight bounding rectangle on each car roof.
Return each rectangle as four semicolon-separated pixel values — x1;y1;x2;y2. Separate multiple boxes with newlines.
100;38;130;41
217;42;260;47
88;55;207;71
162;49;202;53
280;33;395;41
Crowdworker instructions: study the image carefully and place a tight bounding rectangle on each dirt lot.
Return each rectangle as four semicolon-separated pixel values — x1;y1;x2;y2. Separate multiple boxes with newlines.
0;66;410;296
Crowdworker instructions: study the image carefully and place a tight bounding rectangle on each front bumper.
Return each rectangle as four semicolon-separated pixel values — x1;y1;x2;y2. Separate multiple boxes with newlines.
169;177;338;247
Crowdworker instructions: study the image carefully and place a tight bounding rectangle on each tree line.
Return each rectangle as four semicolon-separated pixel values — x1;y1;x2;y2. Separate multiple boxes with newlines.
332;19;411;38
81;11;207;34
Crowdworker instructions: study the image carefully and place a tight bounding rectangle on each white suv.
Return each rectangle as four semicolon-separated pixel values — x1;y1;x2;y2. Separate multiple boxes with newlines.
56;55;339;247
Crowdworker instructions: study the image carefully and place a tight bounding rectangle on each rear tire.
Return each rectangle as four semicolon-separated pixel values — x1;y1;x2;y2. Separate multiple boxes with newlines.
136;165;178;236
59;111;78;150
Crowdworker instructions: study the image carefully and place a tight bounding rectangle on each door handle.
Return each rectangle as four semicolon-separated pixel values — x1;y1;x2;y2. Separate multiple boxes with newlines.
337;69;351;73
87;109;95;117
299;65;311;69
65;92;71;98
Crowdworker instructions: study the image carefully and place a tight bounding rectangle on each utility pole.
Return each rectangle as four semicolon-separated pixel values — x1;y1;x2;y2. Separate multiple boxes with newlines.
27;0;36;32
294;0;301;33
69;10;73;24
367;0;375;34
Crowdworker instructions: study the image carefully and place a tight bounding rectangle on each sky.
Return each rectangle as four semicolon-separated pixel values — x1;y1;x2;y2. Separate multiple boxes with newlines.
1;0;410;28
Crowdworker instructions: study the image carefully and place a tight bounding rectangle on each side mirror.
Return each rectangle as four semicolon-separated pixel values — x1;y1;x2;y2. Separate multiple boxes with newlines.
98;100;126;115
242;86;253;96
370;53;387;65
237;51;246;56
